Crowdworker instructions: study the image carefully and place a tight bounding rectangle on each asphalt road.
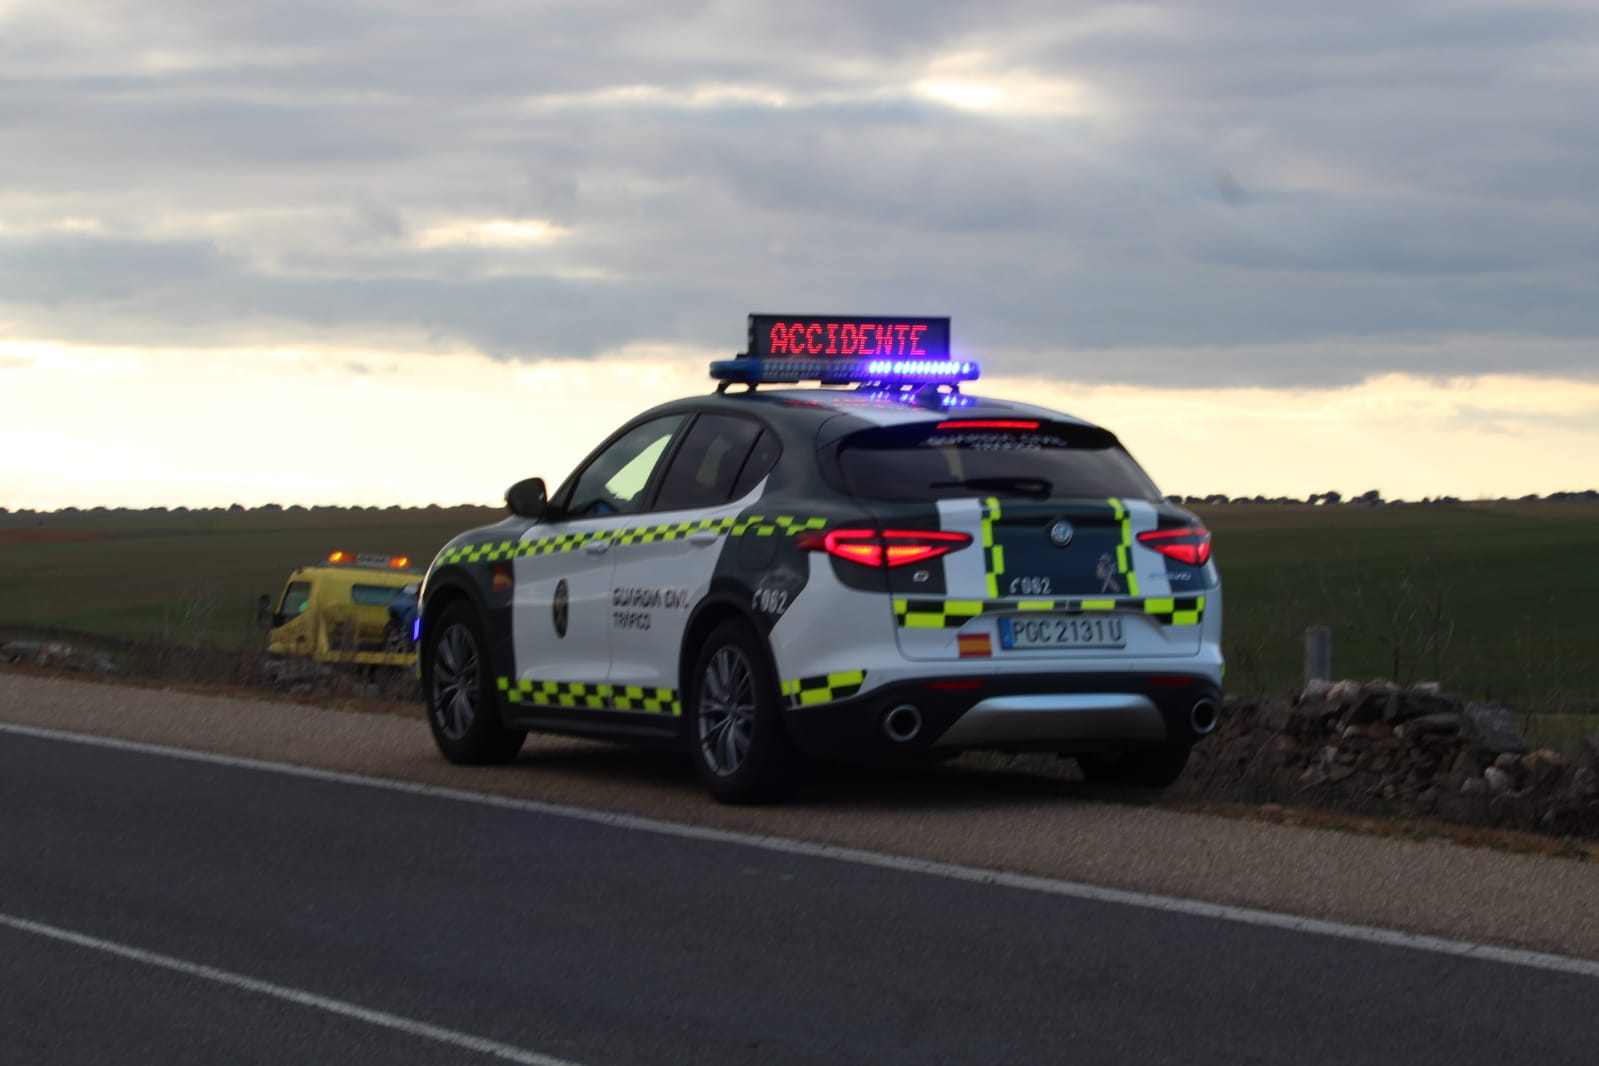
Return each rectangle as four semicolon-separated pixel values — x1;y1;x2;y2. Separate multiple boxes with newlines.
2;728;1596;1066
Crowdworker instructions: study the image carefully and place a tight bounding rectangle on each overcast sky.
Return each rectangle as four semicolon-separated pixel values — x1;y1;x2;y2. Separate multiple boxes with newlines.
3;0;1597;508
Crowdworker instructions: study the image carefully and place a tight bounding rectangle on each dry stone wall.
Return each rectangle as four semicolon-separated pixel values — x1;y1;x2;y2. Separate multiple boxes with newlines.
1187;680;1599;837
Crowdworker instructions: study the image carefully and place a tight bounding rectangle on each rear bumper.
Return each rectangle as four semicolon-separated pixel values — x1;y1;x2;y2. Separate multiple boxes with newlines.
781;671;1221;763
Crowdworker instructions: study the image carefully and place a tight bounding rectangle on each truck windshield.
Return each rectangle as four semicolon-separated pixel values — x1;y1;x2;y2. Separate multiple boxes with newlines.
279;582;311;616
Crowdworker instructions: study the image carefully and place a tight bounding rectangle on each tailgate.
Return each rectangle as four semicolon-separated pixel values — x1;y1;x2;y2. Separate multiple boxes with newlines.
889;496;1211;663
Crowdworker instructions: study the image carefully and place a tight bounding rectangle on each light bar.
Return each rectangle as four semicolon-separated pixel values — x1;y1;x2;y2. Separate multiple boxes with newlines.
327;551;414;569
710;357;980;387
844;390;978;409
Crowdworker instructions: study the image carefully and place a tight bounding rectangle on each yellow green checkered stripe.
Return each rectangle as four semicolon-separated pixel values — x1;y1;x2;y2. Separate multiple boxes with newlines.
497;677;681;716
1109;496;1141;597
981;497;1004;598
893;596;1205;629
439;514;827;566
779;670;867;708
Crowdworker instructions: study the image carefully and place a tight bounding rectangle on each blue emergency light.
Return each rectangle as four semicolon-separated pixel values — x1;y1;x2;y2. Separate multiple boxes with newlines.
711;314;980;389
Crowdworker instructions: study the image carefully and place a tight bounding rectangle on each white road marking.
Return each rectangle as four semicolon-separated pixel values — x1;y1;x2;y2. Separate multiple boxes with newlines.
0;910;587;1066
4;720;1599;981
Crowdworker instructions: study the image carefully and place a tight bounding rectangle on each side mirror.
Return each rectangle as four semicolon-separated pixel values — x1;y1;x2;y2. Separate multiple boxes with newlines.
505;477;549;519
255;594;273;629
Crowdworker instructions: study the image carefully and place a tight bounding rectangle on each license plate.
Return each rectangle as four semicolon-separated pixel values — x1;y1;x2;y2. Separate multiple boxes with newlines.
999;614;1125;650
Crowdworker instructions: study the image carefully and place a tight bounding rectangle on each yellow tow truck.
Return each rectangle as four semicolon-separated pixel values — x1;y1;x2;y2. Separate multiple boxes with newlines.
261;552;421;669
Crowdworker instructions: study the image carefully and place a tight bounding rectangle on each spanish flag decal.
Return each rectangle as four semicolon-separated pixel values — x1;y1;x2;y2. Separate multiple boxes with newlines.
957;632;992;658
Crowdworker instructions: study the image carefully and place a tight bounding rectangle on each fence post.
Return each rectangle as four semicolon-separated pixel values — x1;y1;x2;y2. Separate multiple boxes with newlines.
1305;626;1333;683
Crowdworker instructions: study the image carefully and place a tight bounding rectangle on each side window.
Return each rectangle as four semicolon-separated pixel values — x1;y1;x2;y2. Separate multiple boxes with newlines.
279;581;311;617
655;415;766;511
565;415;685;517
350;584;404;607
729;430;781;500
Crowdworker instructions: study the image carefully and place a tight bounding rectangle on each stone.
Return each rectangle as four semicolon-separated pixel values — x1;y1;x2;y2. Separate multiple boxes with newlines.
1327;763;1357;784
1521;751;1569;791
1327;679;1363;704
1287;704;1339;736
1397;713;1462;738
1484;766;1514;794
1462;703;1531;756
1301;678;1334;702
1346;692;1386;726
1393;692;1463;722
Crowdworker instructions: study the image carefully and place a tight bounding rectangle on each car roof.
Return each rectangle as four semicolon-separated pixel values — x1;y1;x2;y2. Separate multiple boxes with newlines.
651;385;1099;432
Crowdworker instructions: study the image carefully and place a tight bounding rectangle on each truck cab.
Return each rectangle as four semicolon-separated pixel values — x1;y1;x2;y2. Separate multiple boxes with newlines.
266;552;422;668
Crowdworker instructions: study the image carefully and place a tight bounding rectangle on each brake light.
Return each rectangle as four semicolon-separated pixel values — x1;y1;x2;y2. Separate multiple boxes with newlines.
797;528;973;567
936;419;1039;431
1136;527;1212;566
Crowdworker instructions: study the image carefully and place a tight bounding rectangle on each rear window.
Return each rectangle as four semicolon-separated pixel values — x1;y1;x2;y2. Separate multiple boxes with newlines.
836;420;1160;502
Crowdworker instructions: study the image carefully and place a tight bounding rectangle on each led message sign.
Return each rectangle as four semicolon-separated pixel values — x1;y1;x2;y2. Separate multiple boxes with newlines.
748;314;952;361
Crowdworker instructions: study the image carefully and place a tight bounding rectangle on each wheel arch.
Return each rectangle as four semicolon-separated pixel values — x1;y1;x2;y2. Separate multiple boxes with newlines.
419;567;492;687
679;592;774;702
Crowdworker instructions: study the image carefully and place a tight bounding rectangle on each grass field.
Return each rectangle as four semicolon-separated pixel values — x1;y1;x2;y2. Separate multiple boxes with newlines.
1196;500;1599;714
0;506;497;649
3;500;1597;715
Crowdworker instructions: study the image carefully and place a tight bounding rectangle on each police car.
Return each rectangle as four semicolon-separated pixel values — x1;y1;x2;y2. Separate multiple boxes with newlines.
418;315;1222;803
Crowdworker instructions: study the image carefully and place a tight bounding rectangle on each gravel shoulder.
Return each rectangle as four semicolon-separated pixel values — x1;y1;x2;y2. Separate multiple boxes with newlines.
3;670;1597;962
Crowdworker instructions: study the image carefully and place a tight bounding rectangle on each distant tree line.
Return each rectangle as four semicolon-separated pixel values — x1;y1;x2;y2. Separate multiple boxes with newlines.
5;490;1598;520
0;502;492;522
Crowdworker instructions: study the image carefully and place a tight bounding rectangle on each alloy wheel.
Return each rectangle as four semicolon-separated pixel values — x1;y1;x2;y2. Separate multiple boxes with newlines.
697;645;756;776
432;624;480;740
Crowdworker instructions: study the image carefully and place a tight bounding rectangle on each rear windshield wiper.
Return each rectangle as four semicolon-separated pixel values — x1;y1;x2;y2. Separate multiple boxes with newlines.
929;476;1053;498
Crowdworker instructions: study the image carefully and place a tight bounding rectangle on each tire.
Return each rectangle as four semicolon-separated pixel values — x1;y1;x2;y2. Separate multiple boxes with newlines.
425;602;526;765
687;620;794;804
382;618;407;652
1077;745;1191;789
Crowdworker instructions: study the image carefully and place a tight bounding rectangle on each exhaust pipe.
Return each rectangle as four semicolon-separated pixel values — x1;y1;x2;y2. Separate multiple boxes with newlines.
1190;698;1218;736
882;704;923;743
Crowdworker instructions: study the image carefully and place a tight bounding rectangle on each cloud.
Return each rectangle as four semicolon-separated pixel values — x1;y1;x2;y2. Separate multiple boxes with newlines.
1;0;1597;390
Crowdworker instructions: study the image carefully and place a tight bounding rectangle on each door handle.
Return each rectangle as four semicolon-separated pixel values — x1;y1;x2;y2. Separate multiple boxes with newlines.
582;539;611;555
687;531;721;546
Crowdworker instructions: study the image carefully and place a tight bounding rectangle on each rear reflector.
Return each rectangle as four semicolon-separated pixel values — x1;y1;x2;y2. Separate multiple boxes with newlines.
797;528;973;568
925;679;986;692
1136;526;1212;566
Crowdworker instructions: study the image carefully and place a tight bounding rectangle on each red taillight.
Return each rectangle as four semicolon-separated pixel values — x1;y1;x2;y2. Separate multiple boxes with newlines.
1136;526;1213;566
798;528;973;568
